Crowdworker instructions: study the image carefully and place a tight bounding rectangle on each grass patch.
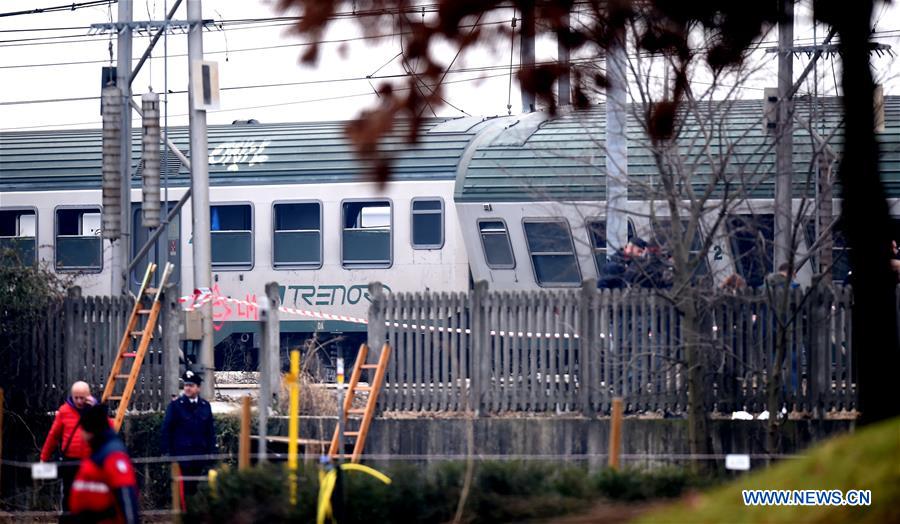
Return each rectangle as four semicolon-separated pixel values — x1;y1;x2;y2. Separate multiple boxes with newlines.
634;417;900;524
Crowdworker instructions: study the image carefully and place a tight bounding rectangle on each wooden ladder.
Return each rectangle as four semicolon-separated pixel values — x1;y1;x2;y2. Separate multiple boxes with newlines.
101;262;174;430
328;342;391;463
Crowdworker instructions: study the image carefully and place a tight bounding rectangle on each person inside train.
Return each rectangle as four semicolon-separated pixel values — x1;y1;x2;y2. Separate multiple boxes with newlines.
628;240;674;289
765;262;799;289
598;237;646;289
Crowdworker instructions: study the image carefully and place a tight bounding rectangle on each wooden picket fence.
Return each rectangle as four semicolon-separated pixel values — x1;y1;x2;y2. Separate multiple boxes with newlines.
367;282;856;416
2;287;168;414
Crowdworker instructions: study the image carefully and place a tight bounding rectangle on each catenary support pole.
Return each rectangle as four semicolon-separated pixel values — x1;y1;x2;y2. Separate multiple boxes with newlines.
162;284;181;400
557;11;570;107
606;25;629;251
775;0;794;270
520;0;535;113
112;0;133;297
187;0;214;397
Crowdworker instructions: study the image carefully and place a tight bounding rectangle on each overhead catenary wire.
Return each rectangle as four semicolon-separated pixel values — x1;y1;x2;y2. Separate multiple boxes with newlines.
0;70;516;131
0;0;118;18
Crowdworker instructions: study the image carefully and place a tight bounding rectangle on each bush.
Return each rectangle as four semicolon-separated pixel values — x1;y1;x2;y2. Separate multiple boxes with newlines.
592;467;708;502
185;461;715;523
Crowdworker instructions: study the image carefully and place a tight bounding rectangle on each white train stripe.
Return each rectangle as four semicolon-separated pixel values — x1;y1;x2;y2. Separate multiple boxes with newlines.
176;292;580;339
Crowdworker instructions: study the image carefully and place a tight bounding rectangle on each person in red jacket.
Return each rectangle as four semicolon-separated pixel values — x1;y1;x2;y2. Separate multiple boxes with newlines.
40;381;97;512
68;403;140;524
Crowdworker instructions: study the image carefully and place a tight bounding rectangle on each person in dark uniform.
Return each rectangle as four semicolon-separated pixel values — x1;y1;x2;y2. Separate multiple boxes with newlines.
68;403;139;524
159;370;216;508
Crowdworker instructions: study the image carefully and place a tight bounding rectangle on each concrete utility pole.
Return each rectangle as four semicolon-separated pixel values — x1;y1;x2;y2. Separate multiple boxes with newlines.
520;0;535;113
605;27;629;251
775;0;794;270
187;0;214;397
112;0;133;297
557;11;570;107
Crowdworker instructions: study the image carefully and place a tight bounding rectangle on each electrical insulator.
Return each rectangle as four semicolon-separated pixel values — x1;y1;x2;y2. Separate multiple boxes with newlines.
763;87;778;135
101;86;122;240
141;92;161;228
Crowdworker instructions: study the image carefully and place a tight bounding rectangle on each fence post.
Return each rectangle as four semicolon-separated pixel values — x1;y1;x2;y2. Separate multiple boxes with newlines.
162;284;182;401
472;280;489;416
580;280;596;416
609;397;623;470
367;282;386;362
239;395;251;470
258;282;281;462
809;284;831;417
64;287;83;388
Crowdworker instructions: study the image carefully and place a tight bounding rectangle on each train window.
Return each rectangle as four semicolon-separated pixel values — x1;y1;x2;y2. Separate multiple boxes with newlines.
586;219;607;275
411;198;444;249
211;204;253;270
651;219;708;276
55;207;102;271
342;200;391;267
832;227;851;284
273;202;322;268
478;220;515;269
727;214;774;287
523;219;581;286
0;209;37;265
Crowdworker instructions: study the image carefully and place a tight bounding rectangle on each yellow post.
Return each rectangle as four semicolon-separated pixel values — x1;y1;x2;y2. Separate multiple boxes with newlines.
208;469;218;499
288;349;301;506
609;397;624;470
171;462;182;523
239;395;251;471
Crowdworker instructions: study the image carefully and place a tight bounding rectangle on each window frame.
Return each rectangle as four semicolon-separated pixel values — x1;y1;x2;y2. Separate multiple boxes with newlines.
209;201;255;271
477;218;516;270
340;198;393;269
410;197;445;250
522;217;582;288
271;199;324;270
726;213;775;287
54;204;103;273
0;206;39;266
585;217;607;277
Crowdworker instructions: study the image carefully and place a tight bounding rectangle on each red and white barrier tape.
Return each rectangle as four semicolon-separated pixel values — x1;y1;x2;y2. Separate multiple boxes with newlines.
178;292;578;339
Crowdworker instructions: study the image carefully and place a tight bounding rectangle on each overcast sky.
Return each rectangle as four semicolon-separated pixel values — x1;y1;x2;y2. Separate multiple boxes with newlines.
1;0;899;132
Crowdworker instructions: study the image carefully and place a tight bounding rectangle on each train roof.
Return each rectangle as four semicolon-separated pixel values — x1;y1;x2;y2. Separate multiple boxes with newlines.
0;116;510;192
456;96;900;202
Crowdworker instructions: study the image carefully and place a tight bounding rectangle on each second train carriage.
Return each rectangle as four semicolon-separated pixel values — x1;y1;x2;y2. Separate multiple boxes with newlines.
3;96;900;370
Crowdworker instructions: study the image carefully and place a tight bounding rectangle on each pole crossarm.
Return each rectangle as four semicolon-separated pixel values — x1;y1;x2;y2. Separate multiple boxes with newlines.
130;0;184;86
89;19;214;36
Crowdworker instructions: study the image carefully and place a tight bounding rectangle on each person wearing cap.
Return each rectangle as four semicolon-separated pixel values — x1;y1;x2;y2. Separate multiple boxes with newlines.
68;403;139;524
159;370;216;507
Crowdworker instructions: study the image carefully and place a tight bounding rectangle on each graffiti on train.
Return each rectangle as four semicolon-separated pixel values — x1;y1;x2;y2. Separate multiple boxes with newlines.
209;139;271;172
210;283;259;331
279;284;393;307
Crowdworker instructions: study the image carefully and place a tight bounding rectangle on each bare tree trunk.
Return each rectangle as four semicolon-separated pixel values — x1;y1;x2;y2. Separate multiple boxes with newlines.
821;0;900;425
767;289;790;454
681;290;710;466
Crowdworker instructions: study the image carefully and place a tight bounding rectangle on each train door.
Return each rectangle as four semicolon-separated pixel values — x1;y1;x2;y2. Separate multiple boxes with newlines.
130;202;181;295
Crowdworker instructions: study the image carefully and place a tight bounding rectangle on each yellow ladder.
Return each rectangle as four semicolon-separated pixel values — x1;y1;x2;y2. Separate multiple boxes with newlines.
328;343;391;463
101;262;174;430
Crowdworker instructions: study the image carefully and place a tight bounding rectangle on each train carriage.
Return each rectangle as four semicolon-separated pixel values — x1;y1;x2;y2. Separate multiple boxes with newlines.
3;96;900;370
